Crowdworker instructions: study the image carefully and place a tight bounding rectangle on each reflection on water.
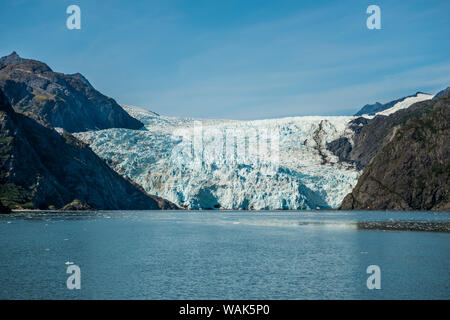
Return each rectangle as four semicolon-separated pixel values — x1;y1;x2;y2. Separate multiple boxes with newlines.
0;210;449;299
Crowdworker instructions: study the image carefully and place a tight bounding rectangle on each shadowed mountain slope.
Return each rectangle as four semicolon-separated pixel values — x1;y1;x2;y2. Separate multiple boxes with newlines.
0;52;143;133
0;88;177;210
340;91;450;210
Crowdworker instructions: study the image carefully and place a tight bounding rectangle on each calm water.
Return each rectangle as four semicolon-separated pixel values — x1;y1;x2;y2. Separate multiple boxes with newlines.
0;210;449;299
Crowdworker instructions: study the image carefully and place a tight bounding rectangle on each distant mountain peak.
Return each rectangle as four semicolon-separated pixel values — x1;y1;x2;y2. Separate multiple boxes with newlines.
0;52;53;73
0;54;144;132
0;88;178;210
433;87;450;100
0;51;24;64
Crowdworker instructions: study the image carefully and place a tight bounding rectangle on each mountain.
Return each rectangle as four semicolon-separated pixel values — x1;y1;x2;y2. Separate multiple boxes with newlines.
327;93;435;170
0;200;11;213
340;90;450;210
354;102;383;116
0;88;177;210
433;86;450;100
0;52;143;132
354;92;433;116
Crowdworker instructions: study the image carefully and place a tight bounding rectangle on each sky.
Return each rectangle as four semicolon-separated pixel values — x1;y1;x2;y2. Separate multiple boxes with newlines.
1;0;449;119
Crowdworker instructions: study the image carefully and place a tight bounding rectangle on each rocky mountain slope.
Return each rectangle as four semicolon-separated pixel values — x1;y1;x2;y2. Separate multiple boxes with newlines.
0;88;177;210
0;52;143;132
340;90;450;210
434;87;450;99
0;200;11;213
327;93;434;170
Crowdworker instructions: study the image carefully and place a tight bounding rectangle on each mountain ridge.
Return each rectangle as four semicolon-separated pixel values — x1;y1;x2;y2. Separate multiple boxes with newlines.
0;88;178;210
354;92;432;116
0;52;144;133
340;90;450;210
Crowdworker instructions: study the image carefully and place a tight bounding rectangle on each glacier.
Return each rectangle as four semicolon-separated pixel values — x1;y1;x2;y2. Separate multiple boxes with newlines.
75;106;360;210
74;94;430;210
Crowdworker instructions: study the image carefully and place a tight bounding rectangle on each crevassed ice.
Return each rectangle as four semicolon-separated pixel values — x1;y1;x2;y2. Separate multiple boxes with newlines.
75;106;361;210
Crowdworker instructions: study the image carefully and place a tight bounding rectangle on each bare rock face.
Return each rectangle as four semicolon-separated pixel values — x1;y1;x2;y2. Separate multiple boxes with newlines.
0;52;143;133
326;117;371;169
340;91;450;210
0;88;178;210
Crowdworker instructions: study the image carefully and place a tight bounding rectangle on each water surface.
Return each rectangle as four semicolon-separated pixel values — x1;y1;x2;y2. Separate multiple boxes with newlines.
0;210;449;299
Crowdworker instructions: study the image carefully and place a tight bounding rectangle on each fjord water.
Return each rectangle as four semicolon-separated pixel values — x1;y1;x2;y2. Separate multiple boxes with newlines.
0;211;449;299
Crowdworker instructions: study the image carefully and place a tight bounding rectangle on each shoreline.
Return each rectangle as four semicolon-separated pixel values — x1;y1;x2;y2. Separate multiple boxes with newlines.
357;221;450;233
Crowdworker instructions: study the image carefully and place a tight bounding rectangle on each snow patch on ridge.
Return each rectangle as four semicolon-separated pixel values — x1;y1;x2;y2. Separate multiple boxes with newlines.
360;93;434;118
376;93;433;116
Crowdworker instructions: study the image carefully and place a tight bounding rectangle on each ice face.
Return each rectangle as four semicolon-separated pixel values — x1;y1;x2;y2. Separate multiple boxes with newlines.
75;106;360;210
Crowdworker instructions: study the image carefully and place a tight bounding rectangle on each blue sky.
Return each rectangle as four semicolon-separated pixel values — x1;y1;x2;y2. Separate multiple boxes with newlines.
1;0;449;119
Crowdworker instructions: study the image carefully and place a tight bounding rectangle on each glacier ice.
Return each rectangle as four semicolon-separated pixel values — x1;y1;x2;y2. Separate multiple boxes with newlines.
75;106;362;210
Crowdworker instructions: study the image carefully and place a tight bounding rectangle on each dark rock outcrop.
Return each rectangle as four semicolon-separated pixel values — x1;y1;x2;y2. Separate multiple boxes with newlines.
340;91;450;210
326;137;353;163
0;88;178;210
0;200;11;214
354;102;383;117
0;52;143;132
326;117;371;169
328;96;445;171
334;114;402;170
61;200;93;211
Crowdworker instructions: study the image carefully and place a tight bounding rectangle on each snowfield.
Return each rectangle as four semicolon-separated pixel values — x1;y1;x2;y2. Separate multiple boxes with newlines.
375;93;433;116
75;106;361;209
359;93;434;118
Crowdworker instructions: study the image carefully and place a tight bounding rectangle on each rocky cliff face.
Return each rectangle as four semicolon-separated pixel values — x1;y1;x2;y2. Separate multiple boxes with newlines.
0;52;143;132
340;91;450;210
0;88;177;210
